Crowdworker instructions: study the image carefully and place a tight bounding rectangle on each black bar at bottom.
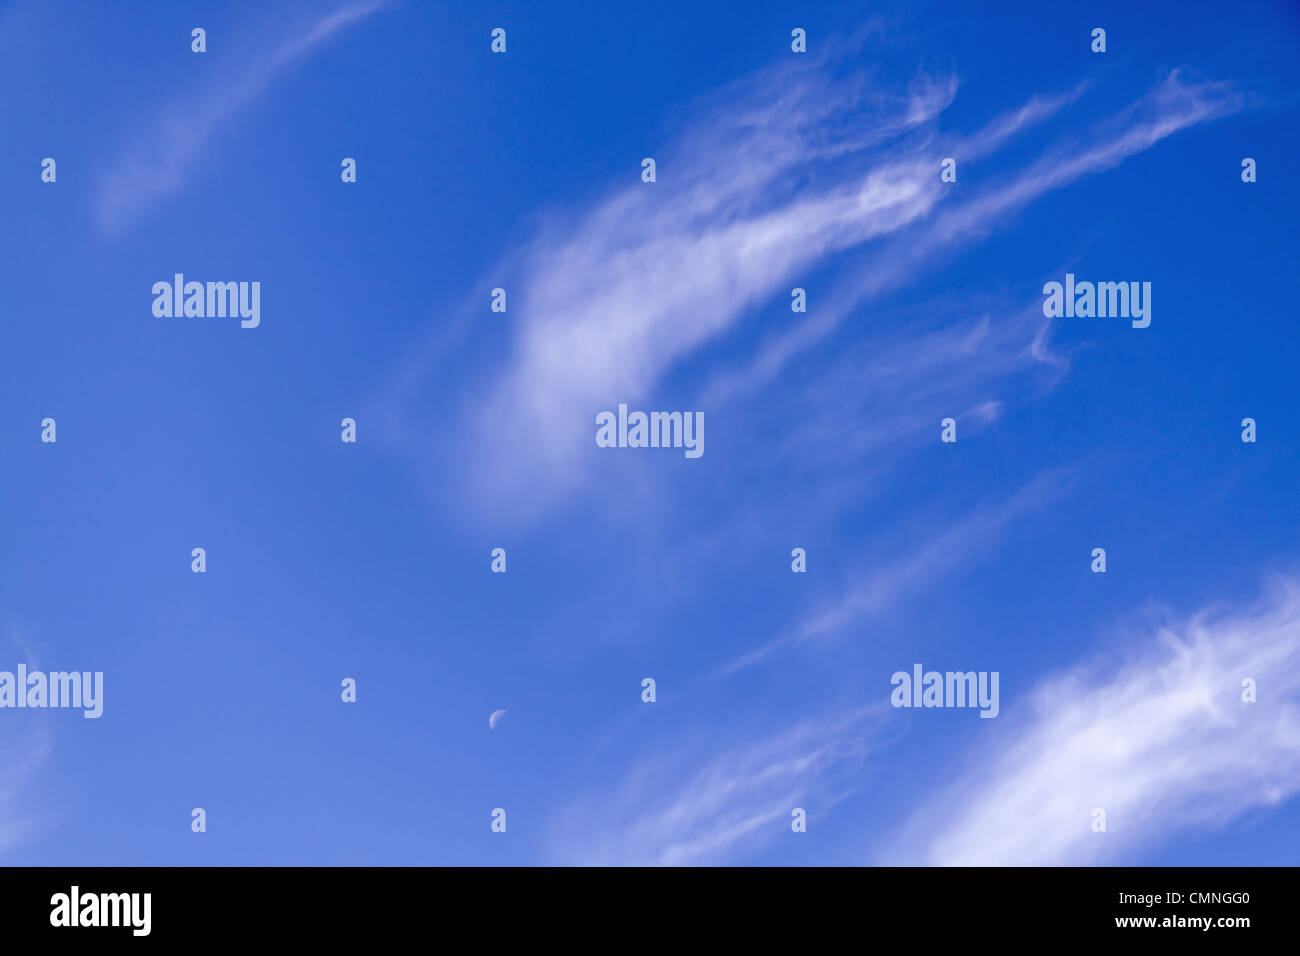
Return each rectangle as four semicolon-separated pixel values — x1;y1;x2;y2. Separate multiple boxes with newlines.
0;866;1283;942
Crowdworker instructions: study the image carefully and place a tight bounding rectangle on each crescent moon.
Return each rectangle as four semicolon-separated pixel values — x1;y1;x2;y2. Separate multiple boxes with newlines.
489;709;506;730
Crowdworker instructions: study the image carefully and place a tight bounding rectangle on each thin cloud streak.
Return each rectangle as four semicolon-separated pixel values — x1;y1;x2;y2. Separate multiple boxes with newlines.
774;303;1066;470
719;468;1074;676
548;704;896;866
95;0;388;231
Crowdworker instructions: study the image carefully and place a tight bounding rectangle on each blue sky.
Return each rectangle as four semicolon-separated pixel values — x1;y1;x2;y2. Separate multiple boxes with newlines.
2;0;1299;865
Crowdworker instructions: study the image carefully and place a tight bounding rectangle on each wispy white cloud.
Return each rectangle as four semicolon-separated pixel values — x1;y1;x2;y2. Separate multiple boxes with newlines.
887;577;1300;865
454;65;960;515
708;70;1245;404
548;705;896;866
384;59;1242;522
553;577;1300;867
95;0;388;231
